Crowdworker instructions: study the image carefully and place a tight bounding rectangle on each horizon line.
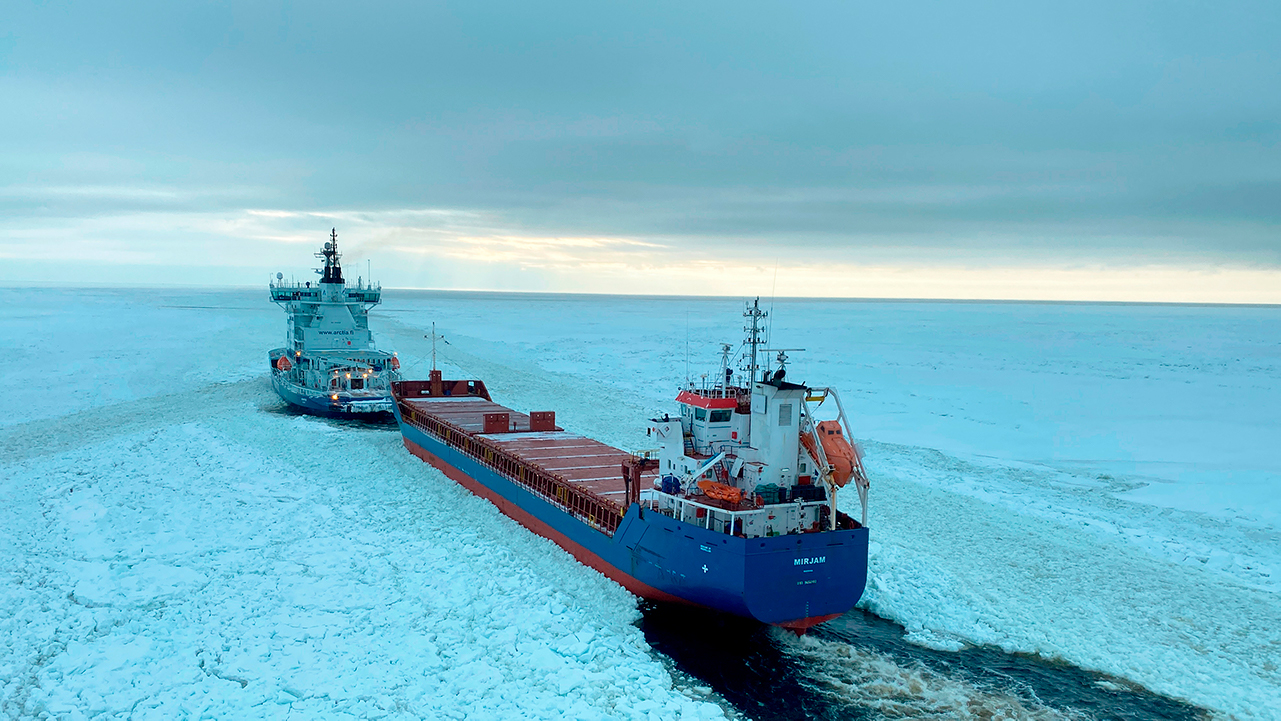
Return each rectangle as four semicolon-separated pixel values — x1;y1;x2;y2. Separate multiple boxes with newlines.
5;280;1279;309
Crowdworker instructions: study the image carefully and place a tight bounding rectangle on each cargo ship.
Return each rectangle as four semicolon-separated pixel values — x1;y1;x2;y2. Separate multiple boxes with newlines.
268;229;401;416
391;300;870;630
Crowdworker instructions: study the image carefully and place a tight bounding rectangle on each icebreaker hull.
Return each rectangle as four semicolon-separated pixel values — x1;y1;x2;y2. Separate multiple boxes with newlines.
271;371;394;417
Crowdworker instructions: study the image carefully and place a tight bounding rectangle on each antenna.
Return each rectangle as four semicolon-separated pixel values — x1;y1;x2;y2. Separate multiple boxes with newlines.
762;348;806;369
423;325;450;376
743;298;768;383
316;228;345;284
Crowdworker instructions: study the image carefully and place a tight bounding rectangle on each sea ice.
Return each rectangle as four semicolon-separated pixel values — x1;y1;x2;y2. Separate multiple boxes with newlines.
3;287;1278;719
0;289;733;719
377;291;1280;719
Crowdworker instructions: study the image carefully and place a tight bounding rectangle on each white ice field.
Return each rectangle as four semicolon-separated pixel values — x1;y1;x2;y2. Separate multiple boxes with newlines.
2;287;1278;719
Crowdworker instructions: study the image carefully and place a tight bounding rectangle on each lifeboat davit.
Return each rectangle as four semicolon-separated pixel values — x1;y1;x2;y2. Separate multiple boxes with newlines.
802;421;860;487
697;479;744;504
276;355;293;371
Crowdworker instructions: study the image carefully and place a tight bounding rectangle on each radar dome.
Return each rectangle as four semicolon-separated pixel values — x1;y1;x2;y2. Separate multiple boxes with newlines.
276;272;283;280
325;242;333;250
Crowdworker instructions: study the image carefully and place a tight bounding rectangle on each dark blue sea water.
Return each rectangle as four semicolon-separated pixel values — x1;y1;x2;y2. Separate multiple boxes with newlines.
641;604;1206;720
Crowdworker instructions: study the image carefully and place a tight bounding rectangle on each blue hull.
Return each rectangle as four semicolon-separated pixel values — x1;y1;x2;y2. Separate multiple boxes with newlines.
393;403;869;629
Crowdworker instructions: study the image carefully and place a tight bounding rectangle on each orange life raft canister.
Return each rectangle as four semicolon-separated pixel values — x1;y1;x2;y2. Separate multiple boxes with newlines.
697;480;744;504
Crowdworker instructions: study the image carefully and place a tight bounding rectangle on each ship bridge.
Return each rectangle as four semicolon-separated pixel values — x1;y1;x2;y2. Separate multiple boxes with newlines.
269;229;384;353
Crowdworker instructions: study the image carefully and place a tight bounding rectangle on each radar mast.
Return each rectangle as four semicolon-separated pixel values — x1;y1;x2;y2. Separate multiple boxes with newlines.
742;298;768;382
317;228;345;284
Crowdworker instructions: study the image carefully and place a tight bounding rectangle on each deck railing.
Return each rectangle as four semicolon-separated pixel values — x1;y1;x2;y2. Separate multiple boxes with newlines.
398;399;627;536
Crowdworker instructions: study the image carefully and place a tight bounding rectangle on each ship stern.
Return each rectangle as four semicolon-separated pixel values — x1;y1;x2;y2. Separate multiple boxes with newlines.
740;527;869;630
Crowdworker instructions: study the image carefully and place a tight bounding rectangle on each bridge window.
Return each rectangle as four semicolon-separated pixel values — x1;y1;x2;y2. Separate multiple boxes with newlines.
694;407;707;421
709;409;732;423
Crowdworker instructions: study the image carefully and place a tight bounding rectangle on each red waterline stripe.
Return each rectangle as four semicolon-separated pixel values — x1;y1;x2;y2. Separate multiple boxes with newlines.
776;612;844;632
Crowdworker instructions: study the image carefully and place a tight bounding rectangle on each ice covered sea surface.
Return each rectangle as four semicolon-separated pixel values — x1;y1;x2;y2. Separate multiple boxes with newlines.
1;287;1278;719
0;289;726;721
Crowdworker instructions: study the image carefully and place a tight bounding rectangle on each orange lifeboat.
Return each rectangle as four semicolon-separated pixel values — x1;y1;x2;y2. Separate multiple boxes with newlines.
276;355;293;371
390;355;400;370
697;479;744;504
800;432;820;473
801;421;861;487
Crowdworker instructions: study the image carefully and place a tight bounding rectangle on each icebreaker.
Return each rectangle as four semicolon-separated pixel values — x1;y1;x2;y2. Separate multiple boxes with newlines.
267;229;400;416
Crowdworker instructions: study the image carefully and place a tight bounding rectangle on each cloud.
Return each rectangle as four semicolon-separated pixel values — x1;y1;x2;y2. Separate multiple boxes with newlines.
2;1;1280;295
3;205;1279;303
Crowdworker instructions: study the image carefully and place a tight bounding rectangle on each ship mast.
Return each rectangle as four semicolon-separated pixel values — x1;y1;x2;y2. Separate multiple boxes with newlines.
743;298;768;383
317;228;345;284
718;342;733;394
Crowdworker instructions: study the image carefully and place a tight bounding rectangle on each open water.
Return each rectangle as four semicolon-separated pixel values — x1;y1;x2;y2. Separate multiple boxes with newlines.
642;604;1206;720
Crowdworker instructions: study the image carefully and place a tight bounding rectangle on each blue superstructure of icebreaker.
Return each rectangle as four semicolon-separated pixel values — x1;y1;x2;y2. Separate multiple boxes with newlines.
391;299;871;630
268;229;400;416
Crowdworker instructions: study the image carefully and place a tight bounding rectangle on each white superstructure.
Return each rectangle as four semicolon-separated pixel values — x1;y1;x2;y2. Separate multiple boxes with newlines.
640;299;870;537
267;229;400;415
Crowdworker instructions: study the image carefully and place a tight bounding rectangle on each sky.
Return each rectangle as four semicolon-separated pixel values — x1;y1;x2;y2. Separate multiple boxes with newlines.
2;0;1279;302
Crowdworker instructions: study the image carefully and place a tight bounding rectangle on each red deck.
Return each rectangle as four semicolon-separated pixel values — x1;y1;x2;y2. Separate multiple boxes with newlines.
400;396;657;501
485;434;652;501
402;396;540;433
